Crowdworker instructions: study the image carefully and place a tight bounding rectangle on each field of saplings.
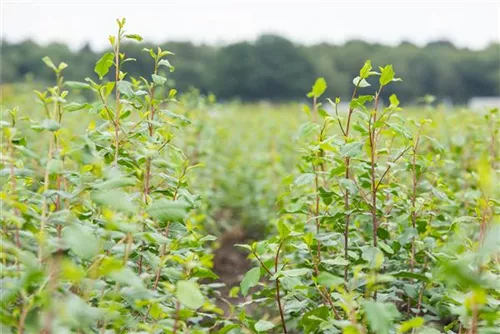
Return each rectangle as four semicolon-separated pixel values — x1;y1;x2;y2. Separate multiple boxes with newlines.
1;19;499;334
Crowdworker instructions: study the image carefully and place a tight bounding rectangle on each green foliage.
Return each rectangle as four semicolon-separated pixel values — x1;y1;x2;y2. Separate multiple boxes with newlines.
94;52;114;79
176;280;205;309
241;267;261;296
3;37;499;103
0;19;222;333
1;18;499;334
235;63;500;333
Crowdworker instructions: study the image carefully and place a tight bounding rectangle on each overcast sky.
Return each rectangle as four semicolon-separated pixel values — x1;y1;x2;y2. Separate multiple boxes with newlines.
2;0;499;50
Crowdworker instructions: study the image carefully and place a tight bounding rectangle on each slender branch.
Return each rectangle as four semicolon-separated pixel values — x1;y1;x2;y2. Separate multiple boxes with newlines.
113;24;122;164
351;177;371;205
17;299;30;334
39;138;54;262
409;126;423;286
334;102;346;136
251;251;273;276
310;93;326;266
275;239;288;334
313;162;322;263
8;141;21;248
342;81;361;281
123;232;132;265
97;91;119;129
172;300;181;334
316;283;340;319
374;146;412;192
368;86;384;251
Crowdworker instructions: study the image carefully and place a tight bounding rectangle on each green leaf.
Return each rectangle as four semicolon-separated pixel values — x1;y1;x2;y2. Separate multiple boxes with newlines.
160;110;191;124
294;173;315;186
254;320;274;332
94;52;114;79
109;268;144;289
363;301;400;334
272;268;310;280
388;123;412;139
319;187;334;205
322;258;349;266
152;74;167;86
299;306;329;332
359;60;372;79
65;81;91;90
362;246;384;268
344;325;361;334
91;189;136;213
240;267;261;296
176;280;204;309
158;59;175;72
352;76;370;88
438;260;483;288
392;271;429;282
235;244;253;253
350;95;374;109
379;65;401;86
339;179;357;194
340;142;363;158
94;177;136;190
422;136;444;153
378;241;394;255
477;153;495;196
58;62;68;71
101;81;115;99
65;102;92;112
317;272;344;288
389;94;400;108
42;56;57;71
62;224;99;260
310;77;327;98
116;80;135;97
399;317;424;333
159;50;175;58
302;104;311;117
277;220;290;239
147;199;189;223
47;159;63;174
32;119;62;132
479;222;500;261
124;34;143;41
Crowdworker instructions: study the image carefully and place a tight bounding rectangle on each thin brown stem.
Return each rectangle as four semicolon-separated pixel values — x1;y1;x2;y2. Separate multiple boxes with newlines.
317;283;340;319
152;223;171;291
17;300;30;334
374;146;412;193
334;102;346;136
410;128;423;278
139;61;159;273
342;83;361;281
275;239;288;334
39;137;54;262
369;86;383;249
8;141;21;248
313;163;322;263
123;232;132;265
471;302;478;334
172;300;181;334
252;252;273;276
114;25;122;164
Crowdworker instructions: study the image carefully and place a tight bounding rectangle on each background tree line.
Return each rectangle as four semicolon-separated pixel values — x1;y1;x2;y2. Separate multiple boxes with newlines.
1;36;499;103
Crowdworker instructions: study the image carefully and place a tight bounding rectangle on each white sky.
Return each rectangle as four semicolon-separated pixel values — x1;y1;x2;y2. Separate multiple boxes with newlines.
1;0;500;50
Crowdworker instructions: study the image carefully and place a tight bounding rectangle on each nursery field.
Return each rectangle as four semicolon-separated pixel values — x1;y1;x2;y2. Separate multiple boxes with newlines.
1;19;499;334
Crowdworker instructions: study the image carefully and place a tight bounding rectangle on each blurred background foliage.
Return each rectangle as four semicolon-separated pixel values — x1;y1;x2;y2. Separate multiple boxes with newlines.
2;37;499;103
